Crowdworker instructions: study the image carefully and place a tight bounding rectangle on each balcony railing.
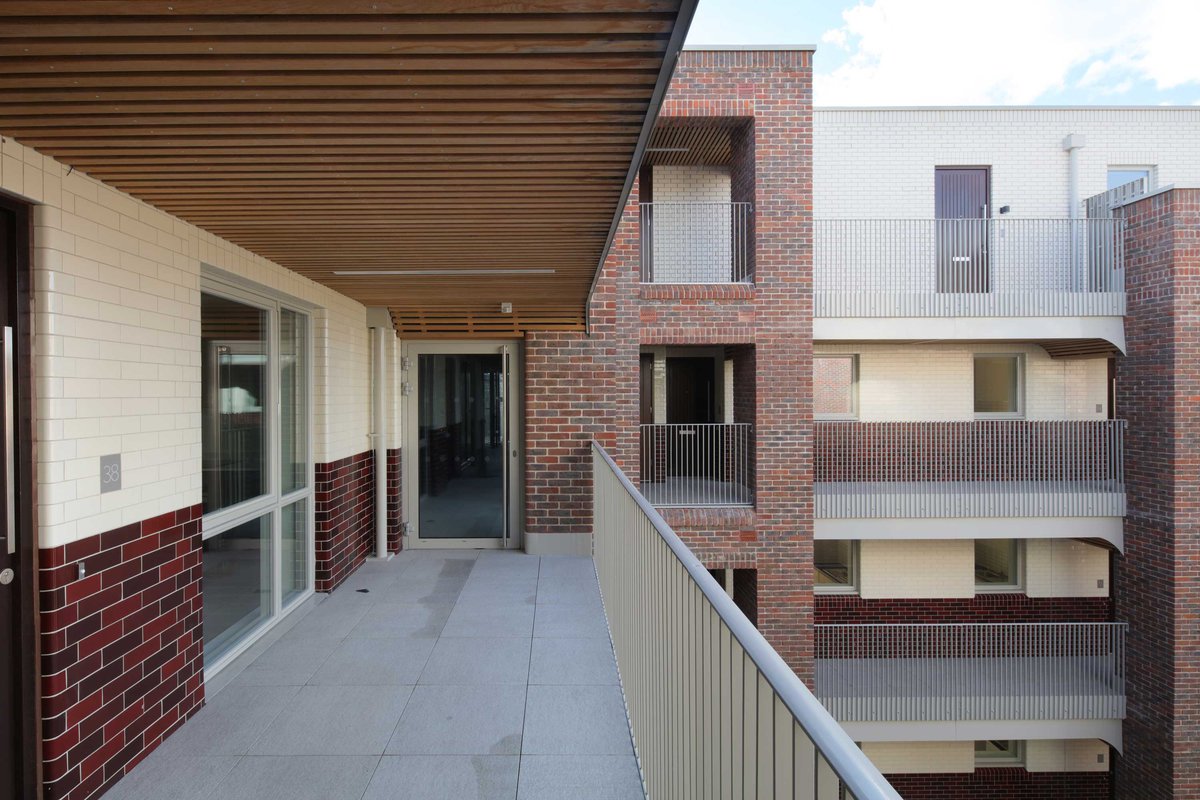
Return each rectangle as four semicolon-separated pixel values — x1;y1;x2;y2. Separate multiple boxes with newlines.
640;201;753;284
814;218;1126;317
594;442;903;800
815;623;1127;722
640;422;753;507
815;420;1126;518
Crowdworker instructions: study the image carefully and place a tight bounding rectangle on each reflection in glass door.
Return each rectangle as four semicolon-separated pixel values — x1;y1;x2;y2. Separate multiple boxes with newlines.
418;353;507;542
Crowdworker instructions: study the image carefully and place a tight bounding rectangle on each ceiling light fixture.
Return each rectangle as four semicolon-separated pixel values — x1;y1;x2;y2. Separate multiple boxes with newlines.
331;268;556;276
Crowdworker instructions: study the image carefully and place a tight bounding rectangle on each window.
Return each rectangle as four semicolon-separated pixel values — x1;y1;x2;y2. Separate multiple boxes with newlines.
815;540;859;594
975;539;1022;592
975;740;1025;767
973;354;1023;417
201;280;312;671
815;355;858;419
1107;167;1152;192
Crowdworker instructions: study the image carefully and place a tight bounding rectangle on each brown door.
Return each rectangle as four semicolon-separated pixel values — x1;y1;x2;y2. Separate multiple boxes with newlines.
639;353;654;425
666;357;717;478
935;167;990;292
0;196;35;800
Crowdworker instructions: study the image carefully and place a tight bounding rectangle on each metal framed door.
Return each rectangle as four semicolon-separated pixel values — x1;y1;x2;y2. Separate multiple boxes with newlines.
935;167;991;293
403;340;521;549
0;195;36;800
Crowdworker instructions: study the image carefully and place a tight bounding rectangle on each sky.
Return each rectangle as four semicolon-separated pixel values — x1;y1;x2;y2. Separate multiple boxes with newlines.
684;0;1200;106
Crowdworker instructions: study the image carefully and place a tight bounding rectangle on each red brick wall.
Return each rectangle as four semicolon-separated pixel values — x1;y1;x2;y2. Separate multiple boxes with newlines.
1115;187;1200;798
315;451;375;593
39;506;204;800
886;770;1110;799
815;594;1113;623
524;49;815;676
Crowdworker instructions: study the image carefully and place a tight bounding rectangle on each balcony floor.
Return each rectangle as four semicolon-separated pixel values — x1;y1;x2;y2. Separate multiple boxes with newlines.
106;550;644;800
640;476;753;507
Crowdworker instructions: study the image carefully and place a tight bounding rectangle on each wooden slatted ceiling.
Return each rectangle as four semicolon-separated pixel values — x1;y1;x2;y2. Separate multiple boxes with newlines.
643;118;747;167
0;1;692;334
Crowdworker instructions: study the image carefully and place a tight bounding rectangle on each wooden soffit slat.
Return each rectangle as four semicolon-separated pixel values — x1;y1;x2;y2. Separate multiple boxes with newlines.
0;0;696;334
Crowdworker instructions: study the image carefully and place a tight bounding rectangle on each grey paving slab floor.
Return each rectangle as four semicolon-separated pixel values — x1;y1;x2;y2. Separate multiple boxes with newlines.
105;550;644;800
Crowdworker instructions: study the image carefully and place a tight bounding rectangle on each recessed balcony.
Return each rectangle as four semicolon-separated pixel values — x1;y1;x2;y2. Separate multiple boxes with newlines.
639;422;754;507
814;419;1127;546
639;201;753;284
814;218;1127;350
815;622;1127;745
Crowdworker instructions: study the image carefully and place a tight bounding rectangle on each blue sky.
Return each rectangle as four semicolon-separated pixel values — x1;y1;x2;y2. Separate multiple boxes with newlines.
685;0;1200;106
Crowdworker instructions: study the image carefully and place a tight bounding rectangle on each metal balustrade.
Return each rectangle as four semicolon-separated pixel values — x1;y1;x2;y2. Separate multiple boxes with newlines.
814;218;1126;317
640;423;753;507
640;201;753;283
593;443;903;800
815;623;1127;722
815;420;1126;518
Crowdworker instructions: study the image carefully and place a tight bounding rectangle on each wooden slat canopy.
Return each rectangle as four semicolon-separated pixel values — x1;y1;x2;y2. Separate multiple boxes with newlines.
0;1;695;335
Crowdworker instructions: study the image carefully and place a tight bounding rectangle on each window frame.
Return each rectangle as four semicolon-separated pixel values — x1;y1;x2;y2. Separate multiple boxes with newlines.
814;354;860;421
200;276;315;678
972;353;1024;419
974;538;1024;594
1106;165;1154;193
974;739;1025;768
814;539;860;595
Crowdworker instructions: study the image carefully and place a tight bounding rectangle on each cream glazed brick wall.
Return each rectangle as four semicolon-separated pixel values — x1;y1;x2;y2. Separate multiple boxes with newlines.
650;165;733;283
1025;739;1110;772
861;741;974;774
1025;539;1110;598
814;107;1200;218
0;137;371;549
859;539;975;599
815;342;1107;421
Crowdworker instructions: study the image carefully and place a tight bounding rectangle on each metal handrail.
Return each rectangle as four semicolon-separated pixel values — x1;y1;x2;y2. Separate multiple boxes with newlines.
639;422;753;507
815;419;1127;518
814;217;1126;317
815;622;1127;723
593;442;902;799
640;201;753;283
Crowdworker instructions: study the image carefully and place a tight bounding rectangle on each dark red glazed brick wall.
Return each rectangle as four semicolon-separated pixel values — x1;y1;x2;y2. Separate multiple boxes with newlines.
39;506;204;800
387;447;402;554
886;770;1109;800
815;594;1113;624
315;450;375;593
1114;187;1200;799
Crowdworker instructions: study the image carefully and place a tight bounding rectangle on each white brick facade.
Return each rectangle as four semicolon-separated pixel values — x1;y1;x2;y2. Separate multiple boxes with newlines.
815;342;1108;421
814;107;1200;218
0;137;373;549
648;165;734;283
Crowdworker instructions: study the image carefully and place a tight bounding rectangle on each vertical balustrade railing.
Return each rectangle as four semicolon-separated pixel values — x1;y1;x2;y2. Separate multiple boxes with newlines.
814;623;1127;723
593;443;903;800
640;201;753;283
639;423;753;507
814;419;1126;518
813;218;1125;317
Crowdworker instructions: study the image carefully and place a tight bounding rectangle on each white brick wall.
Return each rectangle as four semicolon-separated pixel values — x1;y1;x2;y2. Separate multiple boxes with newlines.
856;538;1109;599
815;342;1107;421
814;107;1200;218
649;165;733;282
1025;539;1109;598
861;741;975;774
859;539;975;599
1025;739;1110;772
0;137;373;549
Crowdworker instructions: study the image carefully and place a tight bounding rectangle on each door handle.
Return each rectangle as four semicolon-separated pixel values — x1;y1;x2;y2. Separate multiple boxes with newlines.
4;326;14;555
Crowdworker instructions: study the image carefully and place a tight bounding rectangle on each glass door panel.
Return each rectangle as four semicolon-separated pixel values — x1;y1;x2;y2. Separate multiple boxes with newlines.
202;514;272;663
417;353;505;540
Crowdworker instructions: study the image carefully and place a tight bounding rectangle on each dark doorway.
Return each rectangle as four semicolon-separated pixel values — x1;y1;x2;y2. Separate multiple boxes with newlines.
665;357;717;479
0;194;36;800
639;353;655;425
935;167;990;293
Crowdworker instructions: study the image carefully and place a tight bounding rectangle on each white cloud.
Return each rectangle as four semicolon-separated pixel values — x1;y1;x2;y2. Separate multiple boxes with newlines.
815;0;1200;105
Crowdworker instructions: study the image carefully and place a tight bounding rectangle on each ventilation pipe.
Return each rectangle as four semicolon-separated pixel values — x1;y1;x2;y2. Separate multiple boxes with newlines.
1063;133;1087;219
367;309;392;560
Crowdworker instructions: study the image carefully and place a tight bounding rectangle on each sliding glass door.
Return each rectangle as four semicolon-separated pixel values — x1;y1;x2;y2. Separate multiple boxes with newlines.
200;281;312;671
